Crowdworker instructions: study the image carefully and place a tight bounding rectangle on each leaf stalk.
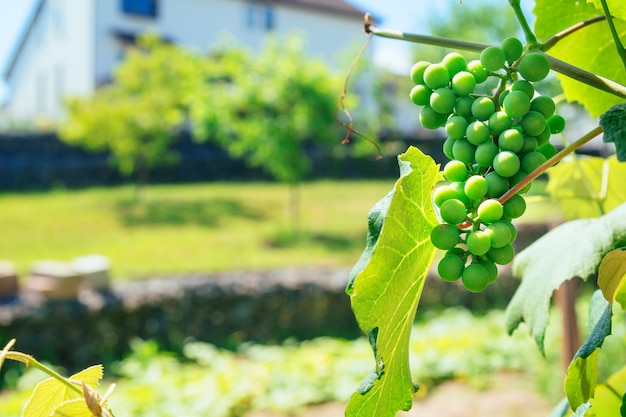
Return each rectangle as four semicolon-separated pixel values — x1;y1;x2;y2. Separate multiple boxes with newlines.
599;0;626;69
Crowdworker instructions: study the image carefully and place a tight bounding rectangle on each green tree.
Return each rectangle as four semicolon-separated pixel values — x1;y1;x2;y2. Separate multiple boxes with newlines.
60;33;204;199
191;36;344;230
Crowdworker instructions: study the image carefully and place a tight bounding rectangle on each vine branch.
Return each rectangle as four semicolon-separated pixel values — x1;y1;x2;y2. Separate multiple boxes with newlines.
541;15;606;51
599;0;626;69
509;0;538;45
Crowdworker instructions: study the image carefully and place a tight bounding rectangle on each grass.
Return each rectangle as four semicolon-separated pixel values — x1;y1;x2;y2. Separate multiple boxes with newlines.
0;180;395;280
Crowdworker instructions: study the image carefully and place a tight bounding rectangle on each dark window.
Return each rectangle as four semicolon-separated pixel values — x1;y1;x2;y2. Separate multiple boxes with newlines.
121;0;157;17
264;6;274;30
246;3;275;31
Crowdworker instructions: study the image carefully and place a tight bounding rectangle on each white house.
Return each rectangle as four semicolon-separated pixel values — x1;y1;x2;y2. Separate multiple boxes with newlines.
2;0;369;123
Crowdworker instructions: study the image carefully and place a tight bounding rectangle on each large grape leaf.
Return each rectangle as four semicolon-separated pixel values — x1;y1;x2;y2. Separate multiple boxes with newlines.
587;365;626;416
505;203;626;354
345;146;439;417
598;248;626;304
546;155;626;220
586;0;626;21
534;0;626;117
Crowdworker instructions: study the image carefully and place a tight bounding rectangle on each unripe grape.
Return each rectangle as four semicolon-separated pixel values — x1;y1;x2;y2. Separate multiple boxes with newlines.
503;194;526;219
538;142;558;160
445;116;469;140
443;137;457;160
431;223;461;250
511;80;535;99
467;230;491;256
520;111;547;136
536;126;552;146
467;59;489;83
443;160;468;182
530;96;556;118
462;263;490;292
547;114;565;134
455;95;475;120
498;90;510;107
433;184;458;207
479;258;499;283
464;175;488;200
438;254;465;281
442;52;468;77
440;198;468;224
475;142;499;168
471;97;496;121
519;135;539;155
410;84;433;106
452;139;477;164
501;220;517;244
510;170;532;194
420;105;447;129
480;46;506;72
501;37;523;63
518;52;551;82
493;150;521;177
424;63;451;89
449;181;471;207
485;221;513;248
503;90;531;119
488;111;513;135
410;60;431;84
521;151;547;173
498;129;524;153
484;172;509;198
451;71;476;95
477;199;504;223
487;244;515;265
430;87;457;115
466;121;491;145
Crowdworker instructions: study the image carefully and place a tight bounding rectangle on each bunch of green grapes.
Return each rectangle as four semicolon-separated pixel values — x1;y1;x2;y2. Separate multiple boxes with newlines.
409;37;565;292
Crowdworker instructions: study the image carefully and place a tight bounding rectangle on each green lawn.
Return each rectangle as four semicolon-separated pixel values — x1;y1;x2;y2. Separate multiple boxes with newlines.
0;181;395;280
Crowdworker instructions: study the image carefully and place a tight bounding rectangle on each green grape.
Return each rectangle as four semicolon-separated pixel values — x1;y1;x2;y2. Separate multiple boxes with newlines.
498;89;510;107
467;230;491;256
445;116;469;140
462;263;490;292
443;137;457;160
479;258;498;284
464;175;488;200
484;172;509;197
547;114;566;134
451;71;476;96
467;59;489;83
536;126;552;146
480;46;506;72
431;223;461;250
511;80;535;99
455;95;475;120
430;87;457;115
449;181;471;207
442;52;468;76
423;63;451;89
475;142;499;168
509;170;532;194
503;90;531;119
520;111;547;136
530;95;556;118
452;138;477;164
521;151;547;173
518;52;551;82
438;254;465;282
485;221;513;248
477;199;504;223
433;184;458;207
501;37;523;63
488;111;513;135
519;135;539;155
487;244;515;265
410;84;433;106
440;198;468;224
538;142;558;160
501;220;517;244
493;150;521;177
446;247;467;258
498;129;524;153
410;60;431;84
443;160;468;182
420;105;447;129
466;121;491;145
503;194;526;219
471;97;496;121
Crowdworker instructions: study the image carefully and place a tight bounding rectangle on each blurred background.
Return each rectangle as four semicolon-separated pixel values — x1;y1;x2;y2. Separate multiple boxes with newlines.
0;1;618;416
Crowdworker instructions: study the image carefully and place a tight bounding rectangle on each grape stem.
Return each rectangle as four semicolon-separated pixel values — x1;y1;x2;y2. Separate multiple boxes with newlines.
598;0;626;69
509;0;538;46
540;15;606;51
498;125;605;204
364;20;626;100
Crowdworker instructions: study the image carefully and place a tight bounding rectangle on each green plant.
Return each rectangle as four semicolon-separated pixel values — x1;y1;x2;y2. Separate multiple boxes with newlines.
345;1;626;416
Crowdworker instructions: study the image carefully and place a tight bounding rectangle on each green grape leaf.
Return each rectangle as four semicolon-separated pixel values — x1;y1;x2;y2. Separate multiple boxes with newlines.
601;104;626;162
22;365;103;417
586;0;626;21
598;248;626;304
546;156;626;220
587;365;626;416
578;290;612;359
345;146;439;417
505;203;626;354
534;0;626;117
566;351;599;411
51;399;94;417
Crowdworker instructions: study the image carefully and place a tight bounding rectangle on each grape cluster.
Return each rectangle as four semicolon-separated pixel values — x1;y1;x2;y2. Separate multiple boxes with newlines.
409;37;565;292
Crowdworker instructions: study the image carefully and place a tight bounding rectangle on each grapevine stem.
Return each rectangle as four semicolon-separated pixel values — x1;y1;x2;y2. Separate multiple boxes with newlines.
540;15;606;51
599;0;626;69
364;25;489;53
509;0;538;45
498;125;604;204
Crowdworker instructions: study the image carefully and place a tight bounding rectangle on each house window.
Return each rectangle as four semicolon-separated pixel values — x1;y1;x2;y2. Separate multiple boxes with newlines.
121;0;157;17
246;3;275;31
